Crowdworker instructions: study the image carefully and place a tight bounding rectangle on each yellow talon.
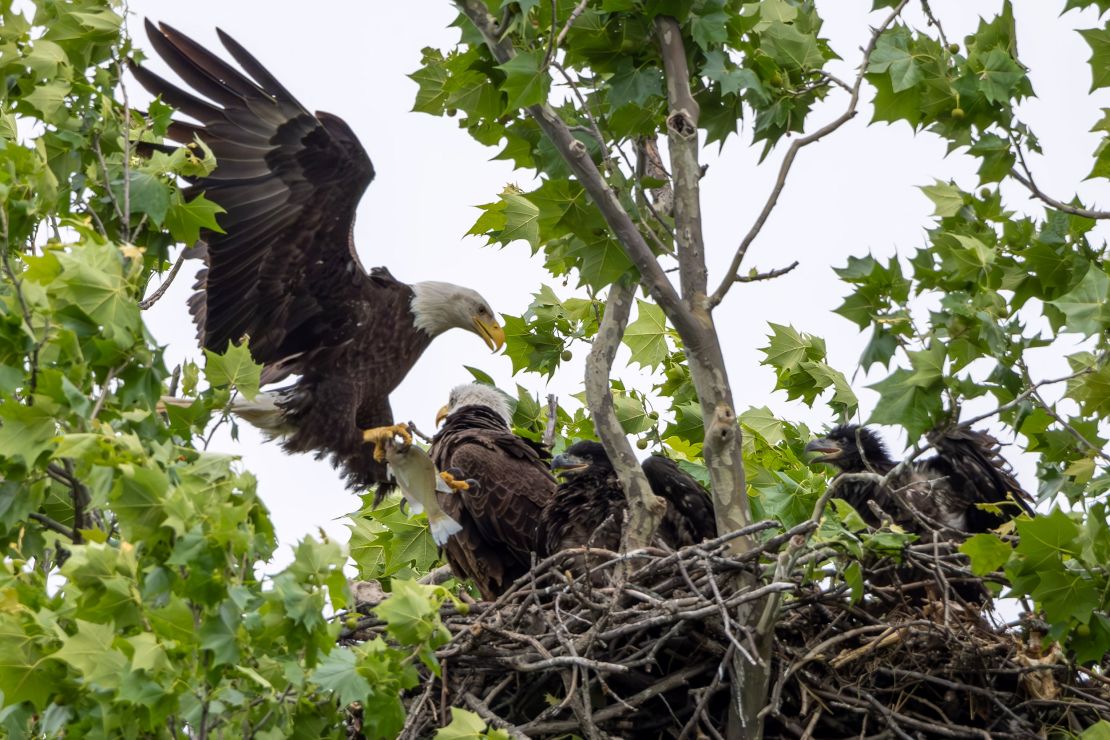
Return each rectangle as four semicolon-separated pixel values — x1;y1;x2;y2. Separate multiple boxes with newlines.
362;423;412;462
439;471;470;492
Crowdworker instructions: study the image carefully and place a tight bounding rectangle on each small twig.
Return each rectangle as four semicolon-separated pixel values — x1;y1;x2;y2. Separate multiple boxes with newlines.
89;365;121;423
1011;139;1110;220
709;0;911;309
29;512;76;540
956;366;1094;429
462;692;530;739
139;250;187;310
732;261;800;284
551;0;589;59
406;421;433;444
543;394;558;448
919;0;951;50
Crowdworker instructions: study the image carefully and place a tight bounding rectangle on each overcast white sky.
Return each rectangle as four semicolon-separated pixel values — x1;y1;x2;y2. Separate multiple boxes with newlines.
128;2;1108;568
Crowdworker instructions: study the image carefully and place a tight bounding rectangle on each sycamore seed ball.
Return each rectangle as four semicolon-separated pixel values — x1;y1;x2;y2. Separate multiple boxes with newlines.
636;438;649;450
952;107;965;120
561;349;573;362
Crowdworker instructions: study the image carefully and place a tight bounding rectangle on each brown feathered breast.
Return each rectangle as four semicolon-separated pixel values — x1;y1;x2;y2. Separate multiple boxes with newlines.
431;406;556;600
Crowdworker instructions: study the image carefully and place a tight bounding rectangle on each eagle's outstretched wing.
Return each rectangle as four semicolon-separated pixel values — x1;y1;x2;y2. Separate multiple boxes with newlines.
132;20;383;363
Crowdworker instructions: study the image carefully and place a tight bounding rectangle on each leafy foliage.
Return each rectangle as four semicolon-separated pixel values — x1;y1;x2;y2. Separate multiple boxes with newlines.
0;0;1107;735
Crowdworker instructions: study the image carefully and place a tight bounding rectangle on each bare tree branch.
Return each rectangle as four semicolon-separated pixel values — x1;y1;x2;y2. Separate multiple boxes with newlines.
140;249;187;310
29;512;75;540
1010;151;1110;220
543;394;559;448
655;15;707;304
586;280;665;550
732;261;800;283
709;0;911;309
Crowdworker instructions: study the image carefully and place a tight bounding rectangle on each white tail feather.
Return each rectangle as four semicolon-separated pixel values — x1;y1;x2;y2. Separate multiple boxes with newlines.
427;513;462;546
228;393;295;439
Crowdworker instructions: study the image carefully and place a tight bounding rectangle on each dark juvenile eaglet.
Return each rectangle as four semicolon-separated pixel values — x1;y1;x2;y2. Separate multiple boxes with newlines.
133;21;504;490
430;384;556;601
805;424;1034;534
540;440;717;557
806;424;1034;604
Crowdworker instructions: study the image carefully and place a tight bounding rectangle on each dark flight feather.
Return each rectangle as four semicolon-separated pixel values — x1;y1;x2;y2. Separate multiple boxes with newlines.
431;405;557;600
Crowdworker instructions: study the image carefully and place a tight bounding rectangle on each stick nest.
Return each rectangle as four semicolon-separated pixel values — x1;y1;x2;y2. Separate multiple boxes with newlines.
344;521;1110;739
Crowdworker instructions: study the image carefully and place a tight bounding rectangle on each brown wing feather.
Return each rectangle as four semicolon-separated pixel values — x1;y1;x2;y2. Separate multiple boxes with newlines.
132;20;378;362
431;411;556;599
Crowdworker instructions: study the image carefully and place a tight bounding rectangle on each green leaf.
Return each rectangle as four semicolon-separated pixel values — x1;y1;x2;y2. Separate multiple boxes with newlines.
609;60;664;108
314;648;371;707
1080;26;1110;91
115;171;171;224
959;533;1012;576
497;51;551;109
1016;508;1079;569
24;80;70;120
54;241;140;337
166;192;226;246
977;47;1025;103
760;22;824;70
0;615;59;708
435;707;510;740
51;619;128;691
866;368;943;439
1082;721;1110;740
1048;265;1110;336
690;10;729;51
739;406;785;446
500;192;541;249
920;180;964;217
0;402;56;467
622;300;669;369
868;27;922;92
1035;568;1099;624
410;48;450;115
373;580;444;646
204;341;262;400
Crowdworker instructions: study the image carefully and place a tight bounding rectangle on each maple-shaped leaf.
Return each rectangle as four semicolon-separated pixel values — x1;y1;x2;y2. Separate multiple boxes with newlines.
497;51;551;109
623;300;669;370
204;341;262;400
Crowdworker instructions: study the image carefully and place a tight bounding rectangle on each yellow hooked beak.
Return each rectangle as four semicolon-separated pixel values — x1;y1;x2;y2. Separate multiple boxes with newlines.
436;404;450;427
472;315;506;352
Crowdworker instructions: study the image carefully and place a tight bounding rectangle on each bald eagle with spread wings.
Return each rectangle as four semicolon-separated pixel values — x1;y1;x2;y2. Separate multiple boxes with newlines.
430;384;556;600
134;22;504;488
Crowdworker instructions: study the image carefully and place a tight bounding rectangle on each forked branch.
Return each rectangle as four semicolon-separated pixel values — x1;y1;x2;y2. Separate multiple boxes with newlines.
708;0;911;309
655;16;707;303
585;280;665;550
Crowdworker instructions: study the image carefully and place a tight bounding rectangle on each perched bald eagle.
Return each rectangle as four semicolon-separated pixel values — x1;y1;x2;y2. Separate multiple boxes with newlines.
540;441;717;557
430;384;556;600
804;424;1034;534
133;22;505;488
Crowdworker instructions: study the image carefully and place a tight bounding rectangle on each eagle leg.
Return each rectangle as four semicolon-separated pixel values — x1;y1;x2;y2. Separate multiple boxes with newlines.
439;470;471;492
361;423;412;462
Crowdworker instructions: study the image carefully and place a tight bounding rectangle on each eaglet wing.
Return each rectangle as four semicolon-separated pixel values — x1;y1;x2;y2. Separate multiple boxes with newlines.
928;428;1035;532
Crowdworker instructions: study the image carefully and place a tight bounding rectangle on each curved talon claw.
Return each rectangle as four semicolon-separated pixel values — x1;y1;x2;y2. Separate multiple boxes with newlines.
439;471;470;492
362;423;412;462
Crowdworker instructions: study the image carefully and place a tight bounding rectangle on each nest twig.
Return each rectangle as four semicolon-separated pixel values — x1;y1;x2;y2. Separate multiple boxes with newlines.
343;525;1110;738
